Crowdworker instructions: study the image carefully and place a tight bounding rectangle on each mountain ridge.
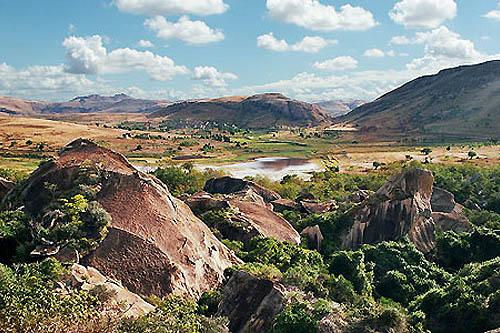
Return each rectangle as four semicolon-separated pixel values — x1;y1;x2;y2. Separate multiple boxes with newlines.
335;60;500;140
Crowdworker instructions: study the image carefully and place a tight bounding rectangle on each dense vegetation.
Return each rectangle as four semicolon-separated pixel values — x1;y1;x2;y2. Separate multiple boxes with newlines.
2;159;500;332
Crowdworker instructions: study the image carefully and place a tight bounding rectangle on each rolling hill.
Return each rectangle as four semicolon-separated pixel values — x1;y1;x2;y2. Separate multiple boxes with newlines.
335;60;500;141
0;94;171;115
148;93;331;128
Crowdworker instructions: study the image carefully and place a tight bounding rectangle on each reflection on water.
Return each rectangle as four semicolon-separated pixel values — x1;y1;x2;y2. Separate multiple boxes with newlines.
196;157;324;181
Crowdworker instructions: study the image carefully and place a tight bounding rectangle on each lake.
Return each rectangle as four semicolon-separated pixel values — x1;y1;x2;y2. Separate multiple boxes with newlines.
196;157;324;181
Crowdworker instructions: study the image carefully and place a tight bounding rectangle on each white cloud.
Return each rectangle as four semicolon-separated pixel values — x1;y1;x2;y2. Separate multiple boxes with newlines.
115;0;228;16
144;16;224;45
257;33;289;52
484;2;500;21
68;24;75;32
390;35;411;45
62;35;189;80
482;35;491;41
291;36;337;53
313;56;358;71
390;0;457;29
413;26;481;60
387;50;396;57
192;66;237;87
266;0;377;31
137;39;154;48
257;33;336;53
364;48;386;58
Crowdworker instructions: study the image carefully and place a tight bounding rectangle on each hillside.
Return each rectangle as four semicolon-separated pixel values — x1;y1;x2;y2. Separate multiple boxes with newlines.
148;93;331;128
335;60;500;141
313;99;366;118
0;94;171;115
0;96;49;115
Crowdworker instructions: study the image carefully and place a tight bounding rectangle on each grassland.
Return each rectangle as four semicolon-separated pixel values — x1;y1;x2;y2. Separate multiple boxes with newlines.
0;114;499;177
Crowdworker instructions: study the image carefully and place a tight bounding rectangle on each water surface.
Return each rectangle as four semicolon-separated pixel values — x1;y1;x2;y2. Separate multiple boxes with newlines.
196;157;324;181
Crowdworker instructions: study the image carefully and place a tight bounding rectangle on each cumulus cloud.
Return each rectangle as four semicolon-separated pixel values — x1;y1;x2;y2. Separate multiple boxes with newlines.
144;16;224;45
114;0;228;16
266;0;377;31
390;36;411;45
413;26;481;60
313;56;358;71
484;2;500;21
390;0;457;29
62;35;189;80
257;33;337;53
364;48;386;58
137;39;154;48
192;66;237;87
257;33;289;52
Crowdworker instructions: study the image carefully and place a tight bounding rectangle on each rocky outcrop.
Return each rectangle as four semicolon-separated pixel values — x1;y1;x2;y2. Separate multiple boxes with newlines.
300;200;337;214
0;177;14;202
301;225;324;250
431;187;459;213
204;176;281;207
348;190;371;203
271;199;303;214
217;271;286;333
14;138;240;298
185;192;301;245
69;264;155;318
341;169;471;253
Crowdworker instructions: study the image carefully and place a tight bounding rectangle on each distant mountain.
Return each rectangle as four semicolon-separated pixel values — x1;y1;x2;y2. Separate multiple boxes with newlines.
148;93;331;128
0;94;171;115
313;100;366;118
335;60;500;140
0;96;49;115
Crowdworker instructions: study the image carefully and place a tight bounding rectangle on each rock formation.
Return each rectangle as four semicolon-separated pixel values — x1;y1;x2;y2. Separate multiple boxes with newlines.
217;271;286;333
185;191;300;245
341;169;471;253
204;176;281;207
70;264;155;318
13;138;240;298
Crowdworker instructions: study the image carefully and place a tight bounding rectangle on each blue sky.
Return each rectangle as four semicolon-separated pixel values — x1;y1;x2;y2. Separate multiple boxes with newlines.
1;0;499;102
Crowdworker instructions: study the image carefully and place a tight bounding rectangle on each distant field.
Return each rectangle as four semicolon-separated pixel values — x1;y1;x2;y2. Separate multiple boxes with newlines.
0;114;499;176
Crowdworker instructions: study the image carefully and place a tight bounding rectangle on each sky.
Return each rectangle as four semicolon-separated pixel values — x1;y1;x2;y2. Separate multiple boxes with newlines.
1;0;500;102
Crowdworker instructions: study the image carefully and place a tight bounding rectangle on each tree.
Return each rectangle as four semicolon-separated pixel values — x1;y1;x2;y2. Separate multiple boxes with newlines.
421;148;432;155
468;151;477;160
446;146;451;151
373;162;381;170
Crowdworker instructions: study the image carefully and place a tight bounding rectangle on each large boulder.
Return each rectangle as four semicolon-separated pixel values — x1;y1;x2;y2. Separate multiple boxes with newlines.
14;139;240;298
185;192;301;245
0;177;14;202
341;169;470;253
204;176;281;207
217;271;286;333
69;264;155;318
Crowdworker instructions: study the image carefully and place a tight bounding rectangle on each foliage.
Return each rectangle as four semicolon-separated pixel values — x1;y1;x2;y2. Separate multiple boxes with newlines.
0;259;102;332
363;239;450;306
224;262;283;281
410;257;500;333
269;302;319;333
435;228;500;271
154;164;225;197
119;295;228;333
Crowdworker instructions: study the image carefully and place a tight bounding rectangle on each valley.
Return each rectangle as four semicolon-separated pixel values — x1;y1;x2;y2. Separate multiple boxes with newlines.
1;60;500;333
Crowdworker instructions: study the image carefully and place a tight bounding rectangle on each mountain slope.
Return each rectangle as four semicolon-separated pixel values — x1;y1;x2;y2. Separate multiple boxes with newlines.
335;60;500;140
148;93;331;128
40;94;171;114
0;96;49;115
313;99;366;118
0;94;171;115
